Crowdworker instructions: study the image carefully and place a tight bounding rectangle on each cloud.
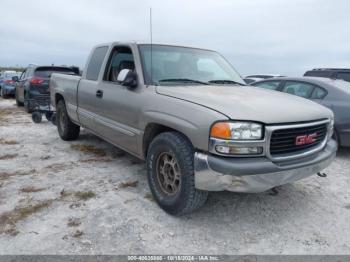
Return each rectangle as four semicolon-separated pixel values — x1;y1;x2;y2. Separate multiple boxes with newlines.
0;0;349;76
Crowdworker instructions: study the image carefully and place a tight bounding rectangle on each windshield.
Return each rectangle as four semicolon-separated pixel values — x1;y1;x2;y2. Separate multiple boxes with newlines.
139;44;245;86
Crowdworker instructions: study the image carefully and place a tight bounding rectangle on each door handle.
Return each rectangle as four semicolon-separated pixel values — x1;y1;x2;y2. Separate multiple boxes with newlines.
96;90;103;98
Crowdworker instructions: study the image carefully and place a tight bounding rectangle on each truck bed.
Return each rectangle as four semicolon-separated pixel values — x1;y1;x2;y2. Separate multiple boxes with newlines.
50;73;82;124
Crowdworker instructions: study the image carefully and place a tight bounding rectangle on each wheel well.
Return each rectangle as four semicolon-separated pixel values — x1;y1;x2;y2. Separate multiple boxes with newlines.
55;93;64;105
143;123;191;158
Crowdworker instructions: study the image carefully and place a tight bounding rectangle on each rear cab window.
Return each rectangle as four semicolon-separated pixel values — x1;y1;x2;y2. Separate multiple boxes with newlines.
86;46;109;81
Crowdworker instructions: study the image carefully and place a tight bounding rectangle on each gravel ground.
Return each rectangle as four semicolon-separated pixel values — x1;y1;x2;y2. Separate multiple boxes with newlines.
0;97;349;255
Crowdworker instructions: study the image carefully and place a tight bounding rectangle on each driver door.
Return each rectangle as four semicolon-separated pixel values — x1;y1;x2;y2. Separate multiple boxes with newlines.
94;45;142;154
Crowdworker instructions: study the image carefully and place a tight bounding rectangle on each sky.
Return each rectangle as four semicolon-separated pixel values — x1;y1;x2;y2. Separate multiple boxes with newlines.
0;0;349;77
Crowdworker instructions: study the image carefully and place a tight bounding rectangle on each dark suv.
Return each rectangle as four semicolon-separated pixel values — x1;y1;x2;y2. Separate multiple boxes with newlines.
15;64;79;112
304;68;350;82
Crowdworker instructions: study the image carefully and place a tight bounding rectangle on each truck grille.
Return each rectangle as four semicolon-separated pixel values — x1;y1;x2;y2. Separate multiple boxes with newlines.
270;123;328;156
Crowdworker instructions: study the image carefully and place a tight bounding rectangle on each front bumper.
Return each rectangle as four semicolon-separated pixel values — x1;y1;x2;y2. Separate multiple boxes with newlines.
194;139;337;193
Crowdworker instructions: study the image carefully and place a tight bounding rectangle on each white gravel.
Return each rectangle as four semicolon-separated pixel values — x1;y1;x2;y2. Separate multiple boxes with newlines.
0;97;350;255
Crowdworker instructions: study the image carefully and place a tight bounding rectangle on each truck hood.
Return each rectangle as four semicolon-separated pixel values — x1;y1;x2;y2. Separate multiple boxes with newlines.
156;85;332;124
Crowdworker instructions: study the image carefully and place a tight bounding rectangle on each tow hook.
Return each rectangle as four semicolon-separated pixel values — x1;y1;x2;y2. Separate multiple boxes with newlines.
317;172;327;177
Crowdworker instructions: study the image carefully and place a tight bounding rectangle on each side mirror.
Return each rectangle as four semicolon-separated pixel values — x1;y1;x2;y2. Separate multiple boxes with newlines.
117;69;137;88
12;76;19;82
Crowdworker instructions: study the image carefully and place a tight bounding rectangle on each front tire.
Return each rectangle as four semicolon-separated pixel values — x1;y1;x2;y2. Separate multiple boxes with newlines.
146;132;208;215
56;100;80;141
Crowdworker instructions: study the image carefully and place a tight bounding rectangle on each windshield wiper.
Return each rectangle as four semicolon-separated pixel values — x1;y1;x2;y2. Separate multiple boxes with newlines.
158;78;209;85
208;79;246;86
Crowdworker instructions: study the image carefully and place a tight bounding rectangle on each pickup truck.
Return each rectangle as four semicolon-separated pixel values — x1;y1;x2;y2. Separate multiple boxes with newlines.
50;42;337;215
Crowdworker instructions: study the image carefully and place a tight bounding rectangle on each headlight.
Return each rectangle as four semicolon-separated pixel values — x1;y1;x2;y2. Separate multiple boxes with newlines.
210;121;263;140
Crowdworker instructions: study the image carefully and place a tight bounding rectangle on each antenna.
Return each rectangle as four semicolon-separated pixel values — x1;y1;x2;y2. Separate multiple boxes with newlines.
150;7;153;85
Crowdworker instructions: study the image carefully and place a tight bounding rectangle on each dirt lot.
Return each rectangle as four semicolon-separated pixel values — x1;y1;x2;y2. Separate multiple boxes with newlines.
0;97;349;255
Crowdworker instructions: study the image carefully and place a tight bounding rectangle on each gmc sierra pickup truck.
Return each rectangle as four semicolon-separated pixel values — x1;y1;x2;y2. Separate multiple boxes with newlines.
50;42;337;215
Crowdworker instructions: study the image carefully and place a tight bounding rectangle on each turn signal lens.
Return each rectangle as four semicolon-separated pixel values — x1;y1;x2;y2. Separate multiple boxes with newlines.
210;122;231;139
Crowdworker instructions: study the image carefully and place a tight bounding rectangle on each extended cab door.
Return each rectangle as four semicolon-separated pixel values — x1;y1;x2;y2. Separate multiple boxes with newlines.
93;45;142;154
77;46;109;129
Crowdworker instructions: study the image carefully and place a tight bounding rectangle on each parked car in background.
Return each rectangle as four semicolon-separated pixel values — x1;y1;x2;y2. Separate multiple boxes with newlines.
50;42;336;215
15;64;80;112
244;74;285;84
252;77;350;147
304;68;350;82
0;70;20;98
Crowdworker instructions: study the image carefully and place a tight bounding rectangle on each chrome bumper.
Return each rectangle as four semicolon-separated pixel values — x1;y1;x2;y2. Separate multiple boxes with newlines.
194;139;337;193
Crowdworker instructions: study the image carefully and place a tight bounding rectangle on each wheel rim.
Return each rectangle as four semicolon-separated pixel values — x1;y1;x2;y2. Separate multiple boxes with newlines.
156;152;181;196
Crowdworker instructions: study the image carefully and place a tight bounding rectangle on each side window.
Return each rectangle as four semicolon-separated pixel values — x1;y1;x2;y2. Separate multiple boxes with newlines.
310;87;327;99
104;47;135;82
86;46;108;81
254;81;280;90
336;72;350;82
282;81;314;98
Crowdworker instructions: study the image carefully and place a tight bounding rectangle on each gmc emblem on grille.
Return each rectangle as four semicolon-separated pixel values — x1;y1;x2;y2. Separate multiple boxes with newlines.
295;133;317;146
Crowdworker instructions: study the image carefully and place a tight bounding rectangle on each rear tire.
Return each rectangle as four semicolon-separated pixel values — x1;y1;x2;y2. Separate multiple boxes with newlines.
146;132;208;215
56;100;80;141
